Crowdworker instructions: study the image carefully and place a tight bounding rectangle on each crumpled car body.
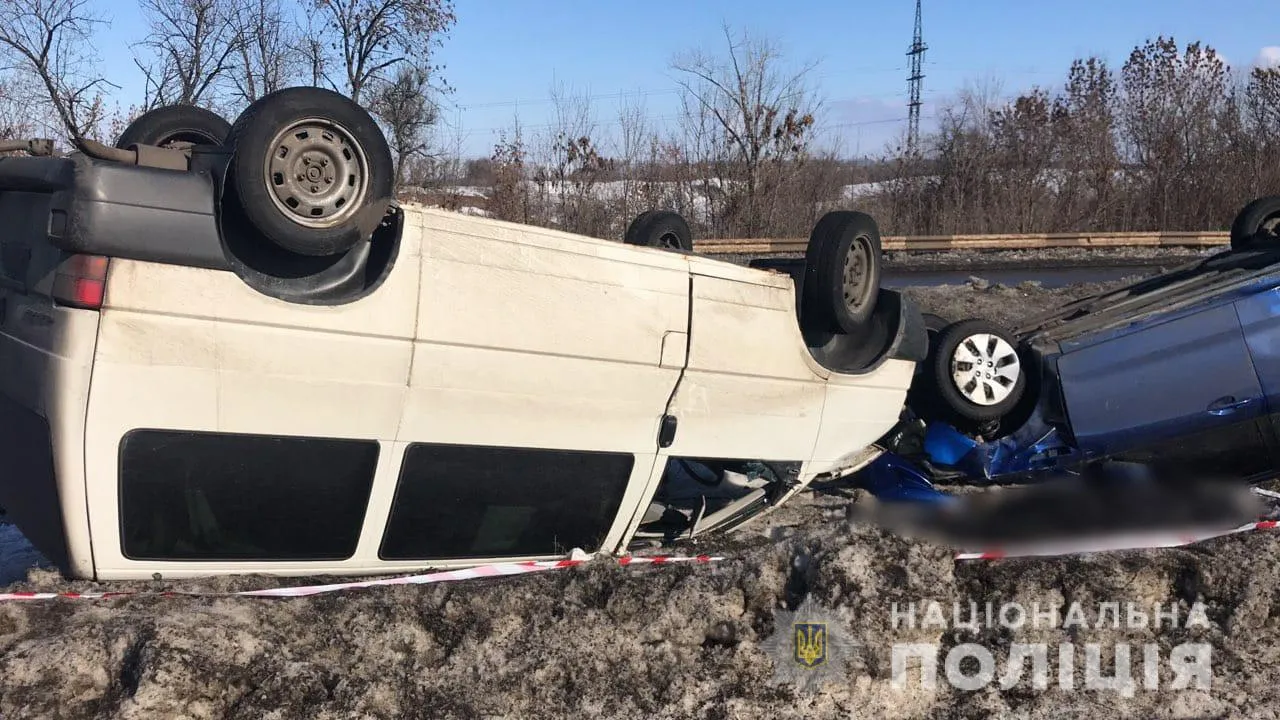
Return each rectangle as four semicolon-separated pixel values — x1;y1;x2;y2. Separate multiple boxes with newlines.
892;246;1280;485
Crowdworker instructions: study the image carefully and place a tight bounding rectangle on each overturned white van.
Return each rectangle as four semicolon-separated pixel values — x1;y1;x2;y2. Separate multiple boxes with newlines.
0;87;925;581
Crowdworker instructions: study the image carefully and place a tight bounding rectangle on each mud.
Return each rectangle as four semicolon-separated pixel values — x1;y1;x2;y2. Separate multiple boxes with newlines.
899;279;1127;329
882;245;1218;272
4;279;1278;720
715;245;1220;273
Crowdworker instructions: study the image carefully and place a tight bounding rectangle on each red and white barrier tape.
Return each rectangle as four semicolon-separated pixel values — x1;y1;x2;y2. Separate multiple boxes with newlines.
0;553;722;602
955;520;1279;561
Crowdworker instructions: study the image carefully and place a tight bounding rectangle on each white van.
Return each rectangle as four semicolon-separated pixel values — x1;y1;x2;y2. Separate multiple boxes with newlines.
0;88;925;581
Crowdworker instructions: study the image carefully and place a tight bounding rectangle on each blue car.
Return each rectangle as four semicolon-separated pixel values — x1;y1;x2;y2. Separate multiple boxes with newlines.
897;196;1280;485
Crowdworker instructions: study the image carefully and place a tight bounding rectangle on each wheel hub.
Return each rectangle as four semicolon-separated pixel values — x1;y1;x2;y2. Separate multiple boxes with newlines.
1262;213;1280;237
950;333;1020;406
841;238;871;312
264;118;369;229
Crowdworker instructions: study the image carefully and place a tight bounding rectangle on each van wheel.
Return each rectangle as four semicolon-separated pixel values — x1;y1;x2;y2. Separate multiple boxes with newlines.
803;211;882;334
1230;196;1280;251
115;105;231;148
926;318;1026;426
226;86;394;257
914;313;951;378
624;210;692;252
922;312;949;337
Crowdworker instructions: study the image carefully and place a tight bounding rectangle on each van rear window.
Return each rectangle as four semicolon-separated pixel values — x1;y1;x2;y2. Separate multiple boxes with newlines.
380;443;634;560
119;429;379;560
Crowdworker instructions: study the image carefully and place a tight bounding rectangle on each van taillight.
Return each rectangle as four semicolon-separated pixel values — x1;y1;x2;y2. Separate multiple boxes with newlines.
52;254;109;310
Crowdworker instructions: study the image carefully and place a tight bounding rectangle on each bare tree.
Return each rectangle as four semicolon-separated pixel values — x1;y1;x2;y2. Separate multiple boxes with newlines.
369;64;439;187
1246;67;1280;141
526;84;612;236
291;14;329;88
1243;67;1280;196
1051;57;1123;230
988;89;1057;232
488;119;531;225
228;0;297;104
614;94;651;230
1119;37;1236;229
0;72;37;141
670;25;820;238
309;0;455;103
672;78;731;235
0;0;113;144
134;0;243;109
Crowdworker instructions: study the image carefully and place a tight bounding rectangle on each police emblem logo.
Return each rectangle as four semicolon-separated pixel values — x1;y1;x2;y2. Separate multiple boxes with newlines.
793;622;827;668
761;596;859;690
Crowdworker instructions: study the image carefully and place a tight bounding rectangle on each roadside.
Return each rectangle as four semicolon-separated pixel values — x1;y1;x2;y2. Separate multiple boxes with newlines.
883;245;1218;273
710;245;1218;275
900;278;1129;328
2;484;1275;719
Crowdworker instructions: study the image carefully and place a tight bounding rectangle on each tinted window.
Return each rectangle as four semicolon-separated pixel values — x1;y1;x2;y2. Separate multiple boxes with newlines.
119;430;379;560
380;444;634;560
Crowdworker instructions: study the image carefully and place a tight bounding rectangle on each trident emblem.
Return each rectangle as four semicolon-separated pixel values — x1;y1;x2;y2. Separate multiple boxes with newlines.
793;622;827;668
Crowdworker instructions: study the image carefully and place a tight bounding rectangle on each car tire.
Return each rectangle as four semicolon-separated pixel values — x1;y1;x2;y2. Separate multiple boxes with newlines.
925;318;1026;426
115;105;232;149
623;210;692;252
1230;196;1280;251
225;86;394;257
803;211;882;334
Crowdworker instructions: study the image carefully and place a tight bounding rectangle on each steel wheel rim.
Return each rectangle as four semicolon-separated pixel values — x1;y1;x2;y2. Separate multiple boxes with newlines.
950;333;1020;406
658;231;682;249
158;130;221;148
842;237;872;313
1262;212;1280;237
264;117;369;229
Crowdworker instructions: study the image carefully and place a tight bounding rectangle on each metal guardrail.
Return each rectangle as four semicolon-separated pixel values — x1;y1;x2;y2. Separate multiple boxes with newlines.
693;231;1231;255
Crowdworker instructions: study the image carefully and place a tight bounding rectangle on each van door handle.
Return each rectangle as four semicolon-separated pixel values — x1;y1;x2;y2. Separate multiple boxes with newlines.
1207;396;1253;416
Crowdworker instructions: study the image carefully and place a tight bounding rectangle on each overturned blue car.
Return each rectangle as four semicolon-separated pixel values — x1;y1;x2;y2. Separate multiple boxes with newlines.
888;195;1280;487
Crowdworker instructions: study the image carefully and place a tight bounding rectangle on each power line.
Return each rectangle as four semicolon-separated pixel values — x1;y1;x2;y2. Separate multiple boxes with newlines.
458;87;681;111
451;67;913;112
456;104;943;141
454;85;947;136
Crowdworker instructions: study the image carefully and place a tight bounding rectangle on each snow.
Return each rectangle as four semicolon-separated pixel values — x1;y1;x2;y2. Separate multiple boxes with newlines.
446;185;489;199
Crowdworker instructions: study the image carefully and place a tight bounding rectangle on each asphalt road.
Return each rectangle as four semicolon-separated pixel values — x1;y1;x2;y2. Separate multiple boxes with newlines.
882;264;1157;288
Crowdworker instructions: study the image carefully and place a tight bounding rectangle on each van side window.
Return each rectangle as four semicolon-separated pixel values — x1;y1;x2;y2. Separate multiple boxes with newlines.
380;444;634;560
119;430;379;560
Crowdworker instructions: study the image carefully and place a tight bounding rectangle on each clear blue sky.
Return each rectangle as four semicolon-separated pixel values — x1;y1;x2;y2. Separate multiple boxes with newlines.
92;0;1280;158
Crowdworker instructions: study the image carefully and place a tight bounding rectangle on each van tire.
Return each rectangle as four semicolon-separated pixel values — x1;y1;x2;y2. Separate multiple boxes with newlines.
623;211;655;244
226;86;394;257
1230;195;1280;251
922;312;949;336
624;210;692;252
115;105;231;149
913;312;951;380
802;211;882;334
